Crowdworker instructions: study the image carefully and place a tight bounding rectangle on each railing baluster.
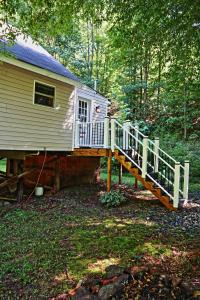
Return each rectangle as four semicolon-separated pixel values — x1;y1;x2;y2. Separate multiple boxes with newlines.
183;160;189;201
111;118;116;152
142;136;148;178
174;162;180;208
154;137;159;173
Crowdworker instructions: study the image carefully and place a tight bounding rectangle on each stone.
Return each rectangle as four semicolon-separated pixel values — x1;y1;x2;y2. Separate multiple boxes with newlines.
98;284;118;300
70;287;98;300
98;274;129;300
114;274;130;287
105;265;124;279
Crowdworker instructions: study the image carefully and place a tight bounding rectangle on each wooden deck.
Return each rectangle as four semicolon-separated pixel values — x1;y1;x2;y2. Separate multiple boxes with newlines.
72;148;110;157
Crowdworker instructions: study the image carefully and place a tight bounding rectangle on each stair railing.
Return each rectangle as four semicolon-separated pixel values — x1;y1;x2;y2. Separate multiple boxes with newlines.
111;119;189;208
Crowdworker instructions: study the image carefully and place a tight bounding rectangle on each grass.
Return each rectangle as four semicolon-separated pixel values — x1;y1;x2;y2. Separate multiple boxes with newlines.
100;169;143;187
0;185;199;298
0;158;6;172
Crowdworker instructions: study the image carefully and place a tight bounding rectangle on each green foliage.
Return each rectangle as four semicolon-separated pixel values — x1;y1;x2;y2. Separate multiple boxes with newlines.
99;190;126;207
158;134;200;193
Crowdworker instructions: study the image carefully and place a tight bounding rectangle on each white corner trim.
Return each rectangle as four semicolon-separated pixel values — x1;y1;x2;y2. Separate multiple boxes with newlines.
0;55;81;88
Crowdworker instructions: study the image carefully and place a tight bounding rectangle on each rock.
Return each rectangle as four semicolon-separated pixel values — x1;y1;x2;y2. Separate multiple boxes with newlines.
83;278;101;288
114;274;130;287
98;274;129;300
98;284;118;300
105;265;124;279
70;287;98;300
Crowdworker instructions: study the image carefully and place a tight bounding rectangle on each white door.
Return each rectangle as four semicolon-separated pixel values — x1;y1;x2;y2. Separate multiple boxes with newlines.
77;99;91;146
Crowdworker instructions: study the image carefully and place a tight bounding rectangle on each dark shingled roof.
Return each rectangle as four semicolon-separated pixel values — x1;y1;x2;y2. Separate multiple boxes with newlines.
0;35;79;82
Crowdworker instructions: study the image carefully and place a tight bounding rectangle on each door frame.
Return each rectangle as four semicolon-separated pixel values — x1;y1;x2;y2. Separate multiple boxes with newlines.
76;97;93;122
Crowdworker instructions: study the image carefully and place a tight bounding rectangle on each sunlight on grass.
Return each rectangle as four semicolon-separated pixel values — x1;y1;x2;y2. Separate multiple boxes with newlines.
0;159;6;172
134;242;172;257
88;258;121;274
100;169;140;186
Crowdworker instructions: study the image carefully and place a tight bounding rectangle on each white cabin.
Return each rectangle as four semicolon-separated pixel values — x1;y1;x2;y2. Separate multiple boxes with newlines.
0;33;109;152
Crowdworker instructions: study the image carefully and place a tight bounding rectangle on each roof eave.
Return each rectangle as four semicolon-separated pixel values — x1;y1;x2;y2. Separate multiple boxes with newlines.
0;55;81;87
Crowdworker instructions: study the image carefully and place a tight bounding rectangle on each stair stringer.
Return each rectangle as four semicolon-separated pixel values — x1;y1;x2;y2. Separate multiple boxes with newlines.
114;150;176;211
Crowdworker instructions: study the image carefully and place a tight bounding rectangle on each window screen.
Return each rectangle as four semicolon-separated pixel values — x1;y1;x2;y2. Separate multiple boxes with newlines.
34;82;55;107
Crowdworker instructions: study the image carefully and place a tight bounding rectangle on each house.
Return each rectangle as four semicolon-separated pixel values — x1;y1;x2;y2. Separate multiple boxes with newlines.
0;32;109;196
0;30;189;210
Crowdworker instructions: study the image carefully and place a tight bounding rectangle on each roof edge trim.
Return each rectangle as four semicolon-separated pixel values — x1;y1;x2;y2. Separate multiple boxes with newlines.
0;55;81;87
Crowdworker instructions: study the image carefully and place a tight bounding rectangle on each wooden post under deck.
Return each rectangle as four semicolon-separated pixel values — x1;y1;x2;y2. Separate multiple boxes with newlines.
6;159;10;177
55;159;60;192
16;160;24;202
119;163;122;184
107;150;112;192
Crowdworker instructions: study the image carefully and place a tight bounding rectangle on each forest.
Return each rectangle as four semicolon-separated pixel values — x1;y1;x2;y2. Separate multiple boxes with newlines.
1;1;200;190
1;2;200;299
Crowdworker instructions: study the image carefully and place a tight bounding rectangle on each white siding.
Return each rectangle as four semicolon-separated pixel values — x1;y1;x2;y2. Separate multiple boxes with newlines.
0;62;75;151
76;86;108;122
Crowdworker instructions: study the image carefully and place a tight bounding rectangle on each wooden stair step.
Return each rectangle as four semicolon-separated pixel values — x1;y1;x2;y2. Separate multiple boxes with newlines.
114;149;175;211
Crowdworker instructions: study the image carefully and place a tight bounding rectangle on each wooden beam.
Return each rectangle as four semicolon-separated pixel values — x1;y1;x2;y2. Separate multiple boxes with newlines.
17;178;24;202
54;159;60;192
6;159;10;177
0;169;36;189
13;160;18;176
0;151;26;160
134;178;138;189
107;150;112;192
73;148;110;157
119;163;122;184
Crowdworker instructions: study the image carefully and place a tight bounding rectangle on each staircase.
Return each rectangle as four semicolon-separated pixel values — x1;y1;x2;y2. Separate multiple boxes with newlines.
110;119;189;210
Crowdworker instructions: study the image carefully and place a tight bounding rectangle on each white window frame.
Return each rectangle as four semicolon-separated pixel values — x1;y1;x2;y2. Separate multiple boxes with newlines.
33;80;56;108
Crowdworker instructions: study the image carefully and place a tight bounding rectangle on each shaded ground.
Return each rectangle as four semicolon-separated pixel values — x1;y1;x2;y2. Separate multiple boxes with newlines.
0;183;199;299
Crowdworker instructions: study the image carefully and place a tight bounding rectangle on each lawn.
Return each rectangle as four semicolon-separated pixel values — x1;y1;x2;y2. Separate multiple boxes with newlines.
0;183;199;299
100;168;142;187
0;159;6;172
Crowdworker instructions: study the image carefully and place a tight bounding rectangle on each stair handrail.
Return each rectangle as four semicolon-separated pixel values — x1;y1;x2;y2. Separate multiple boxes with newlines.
129;122;189;201
112;119;190;207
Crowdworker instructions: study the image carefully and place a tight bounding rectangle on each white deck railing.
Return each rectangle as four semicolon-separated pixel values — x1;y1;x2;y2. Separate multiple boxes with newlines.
74;120;106;148
74;118;189;208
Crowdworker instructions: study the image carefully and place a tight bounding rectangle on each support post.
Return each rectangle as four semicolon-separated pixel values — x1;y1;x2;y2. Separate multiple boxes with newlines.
16;160;24;202
173;162;180;208
154;137;159;173
6;159;11;177
104;117;110;148
183;160;189;201
55;159;60;192
75;120;79;148
134;178;138;189
13;159;18;176
119;163;122;184
111;118;116;152
135;123;139;151
142;136;148;178
17;178;24;202
107;150;112;192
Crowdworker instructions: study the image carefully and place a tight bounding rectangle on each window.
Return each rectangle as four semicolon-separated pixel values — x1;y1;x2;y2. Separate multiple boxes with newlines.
78;100;90;122
34;81;55;107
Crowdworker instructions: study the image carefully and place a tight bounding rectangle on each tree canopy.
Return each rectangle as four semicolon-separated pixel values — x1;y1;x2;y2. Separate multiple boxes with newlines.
1;0;200;138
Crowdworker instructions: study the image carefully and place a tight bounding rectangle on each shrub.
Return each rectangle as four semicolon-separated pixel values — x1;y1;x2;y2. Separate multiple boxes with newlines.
99;190;126;208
